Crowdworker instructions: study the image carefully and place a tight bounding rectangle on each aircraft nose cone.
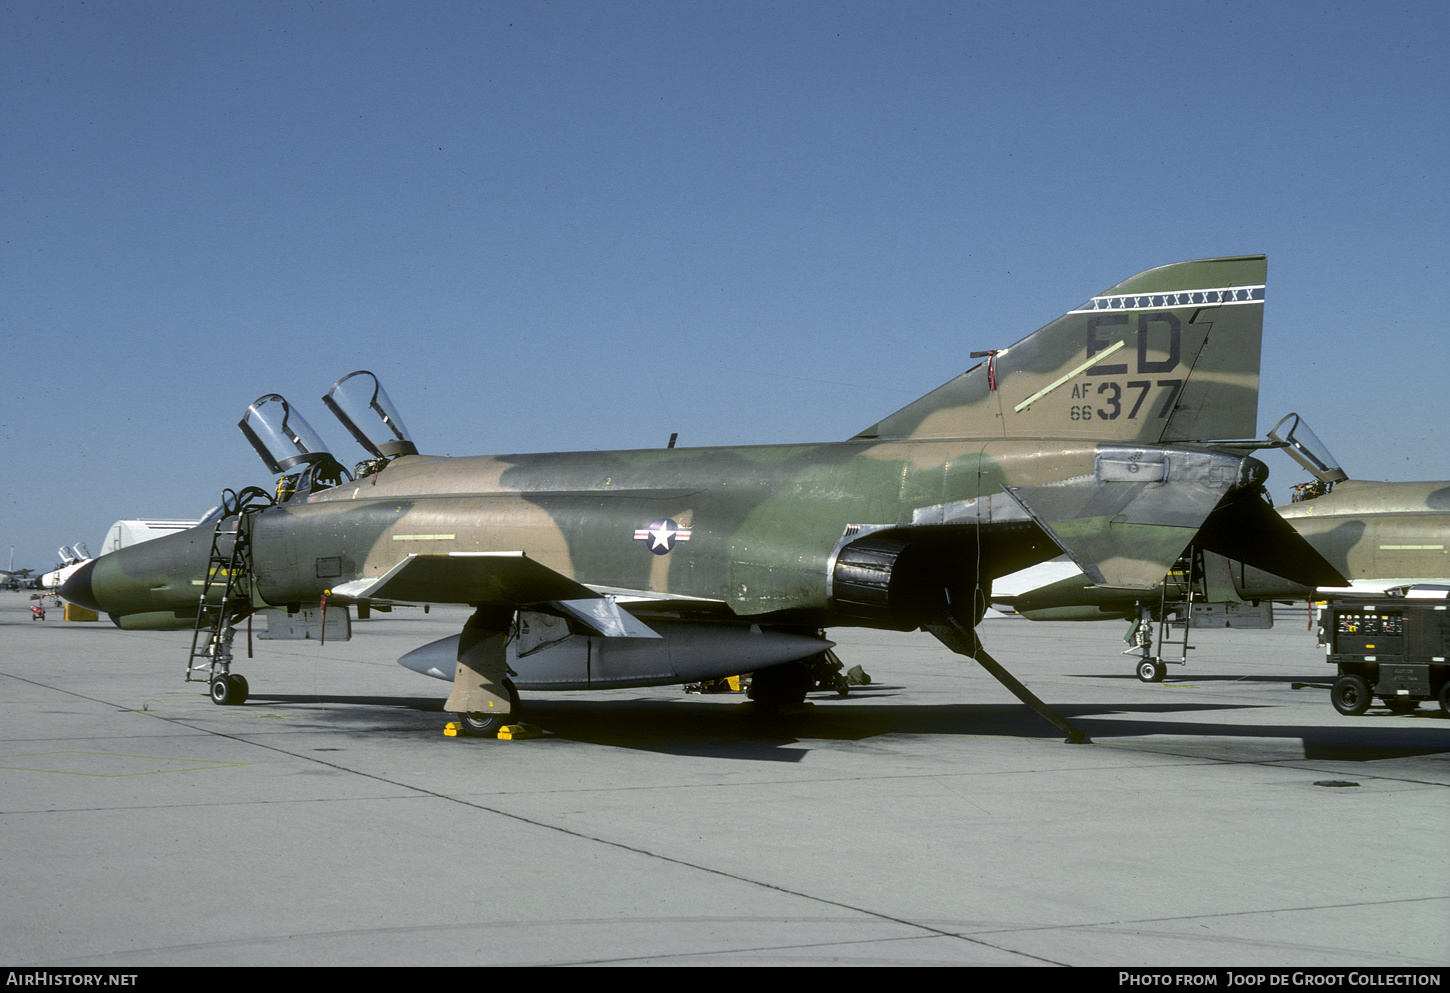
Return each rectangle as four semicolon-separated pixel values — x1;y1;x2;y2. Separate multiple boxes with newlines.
58;558;100;612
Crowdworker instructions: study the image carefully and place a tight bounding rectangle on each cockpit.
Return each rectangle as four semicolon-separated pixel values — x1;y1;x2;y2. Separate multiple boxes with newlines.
1268;412;1348;502
238;371;418;503
239;394;351;501
322;370;419;470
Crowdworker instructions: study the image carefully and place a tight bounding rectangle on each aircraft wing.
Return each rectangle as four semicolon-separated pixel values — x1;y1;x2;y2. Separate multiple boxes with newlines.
1004;449;1260;590
328;552;666;639
999;471;1349;601
330;551;597;604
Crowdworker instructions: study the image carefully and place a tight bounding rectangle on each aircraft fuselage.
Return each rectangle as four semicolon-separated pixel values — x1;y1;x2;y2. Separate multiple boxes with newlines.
66;434;1274;633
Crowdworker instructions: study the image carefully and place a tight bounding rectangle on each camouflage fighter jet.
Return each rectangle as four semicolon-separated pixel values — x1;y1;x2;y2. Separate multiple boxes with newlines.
1274;479;1450;595
61;254;1339;741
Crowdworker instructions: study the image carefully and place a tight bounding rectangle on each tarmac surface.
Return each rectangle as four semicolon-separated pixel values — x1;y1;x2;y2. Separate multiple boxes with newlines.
1;590;1447;968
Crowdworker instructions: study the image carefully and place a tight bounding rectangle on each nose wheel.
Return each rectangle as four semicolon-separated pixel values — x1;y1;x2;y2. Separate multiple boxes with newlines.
1136;658;1167;683
209;673;249;706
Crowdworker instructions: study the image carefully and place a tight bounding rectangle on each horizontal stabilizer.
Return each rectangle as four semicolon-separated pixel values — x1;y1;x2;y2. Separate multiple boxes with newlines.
330;551;598;605
1195;491;1350;589
1005;448;1266;590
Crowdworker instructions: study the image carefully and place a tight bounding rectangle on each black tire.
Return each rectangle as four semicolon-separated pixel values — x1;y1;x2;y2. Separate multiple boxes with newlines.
1331;674;1373;716
210;673;249;706
1438;680;1450;718
1136;659;1166;683
457;679;520;738
748;660;813;707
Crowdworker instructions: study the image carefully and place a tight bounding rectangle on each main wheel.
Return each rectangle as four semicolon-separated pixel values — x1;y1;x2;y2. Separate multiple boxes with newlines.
1331;674;1373;716
1438;680;1450;718
1136;659;1166;683
748;660;813;707
456;678;520;738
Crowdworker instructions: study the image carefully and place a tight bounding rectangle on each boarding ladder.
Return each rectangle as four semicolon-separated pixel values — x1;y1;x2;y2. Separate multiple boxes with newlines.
1153;546;1203;666
1127;546;1204;680
186;487;273;684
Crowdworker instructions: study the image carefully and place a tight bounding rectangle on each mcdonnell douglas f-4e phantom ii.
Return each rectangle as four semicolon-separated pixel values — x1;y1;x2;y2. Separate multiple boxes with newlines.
62;255;1345;742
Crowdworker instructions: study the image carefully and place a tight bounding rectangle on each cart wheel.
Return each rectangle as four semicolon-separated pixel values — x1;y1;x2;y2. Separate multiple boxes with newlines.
1331;674;1373;716
1136;658;1166;683
1439;681;1450;718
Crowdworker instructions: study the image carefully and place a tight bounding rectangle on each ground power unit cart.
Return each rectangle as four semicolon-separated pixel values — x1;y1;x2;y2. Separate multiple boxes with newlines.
1320;595;1450;717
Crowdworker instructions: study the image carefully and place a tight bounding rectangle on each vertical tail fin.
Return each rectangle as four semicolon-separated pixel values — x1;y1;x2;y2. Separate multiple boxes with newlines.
852;255;1265;443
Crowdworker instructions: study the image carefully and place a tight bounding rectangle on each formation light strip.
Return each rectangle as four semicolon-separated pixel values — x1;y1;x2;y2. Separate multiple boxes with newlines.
1069;285;1265;314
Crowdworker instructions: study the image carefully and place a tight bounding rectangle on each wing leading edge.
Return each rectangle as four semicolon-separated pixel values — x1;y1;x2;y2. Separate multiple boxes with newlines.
328;551;674;639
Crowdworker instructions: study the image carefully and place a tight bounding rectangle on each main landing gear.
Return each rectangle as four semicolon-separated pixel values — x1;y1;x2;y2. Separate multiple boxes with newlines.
745;647;856;710
455;678;520;737
747;658;815;708
445;607;522;738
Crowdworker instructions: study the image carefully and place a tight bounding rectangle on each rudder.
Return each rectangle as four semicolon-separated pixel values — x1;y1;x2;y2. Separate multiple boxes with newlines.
853;255;1266;444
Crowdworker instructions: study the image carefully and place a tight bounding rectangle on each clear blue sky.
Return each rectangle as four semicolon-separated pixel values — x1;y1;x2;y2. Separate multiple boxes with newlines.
3;0;1446;572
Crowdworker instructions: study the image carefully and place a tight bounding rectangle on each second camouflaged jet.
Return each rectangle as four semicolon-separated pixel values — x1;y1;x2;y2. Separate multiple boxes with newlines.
62;255;1343;741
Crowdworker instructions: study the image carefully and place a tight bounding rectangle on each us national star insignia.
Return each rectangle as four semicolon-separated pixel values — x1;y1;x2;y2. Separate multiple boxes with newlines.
633;518;692;555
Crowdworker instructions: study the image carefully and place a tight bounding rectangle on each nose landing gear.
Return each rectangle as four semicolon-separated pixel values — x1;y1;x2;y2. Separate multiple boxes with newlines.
209;672;250;706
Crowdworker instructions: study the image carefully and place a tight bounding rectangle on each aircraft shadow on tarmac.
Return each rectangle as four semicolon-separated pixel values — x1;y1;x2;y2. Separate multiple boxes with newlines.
238;687;1450;763
1074;672;1323;684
